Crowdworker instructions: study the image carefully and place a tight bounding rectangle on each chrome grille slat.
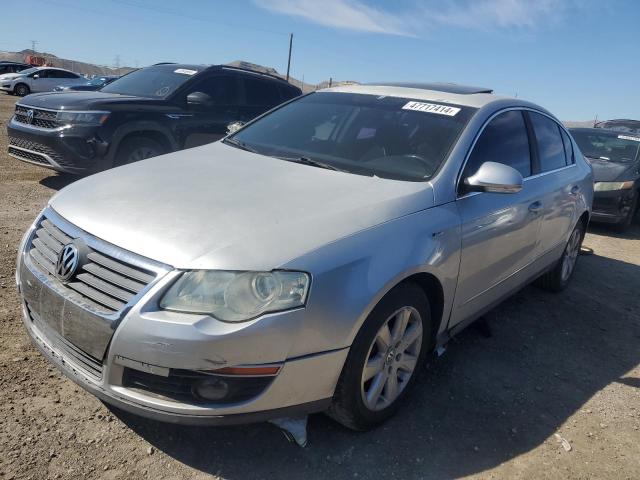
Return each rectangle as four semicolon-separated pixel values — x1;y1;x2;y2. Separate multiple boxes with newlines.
32;238;58;263
82;263;146;293
76;272;136;302
67;282;126;311
36;228;64;253
29;248;56;275
87;251;155;284
14;105;61;129
27;215;159;316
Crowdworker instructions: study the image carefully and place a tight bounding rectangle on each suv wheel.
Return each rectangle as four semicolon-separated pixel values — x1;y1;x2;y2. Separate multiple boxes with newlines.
14;83;30;96
115;137;166;167
327;283;431;431
536;220;585;292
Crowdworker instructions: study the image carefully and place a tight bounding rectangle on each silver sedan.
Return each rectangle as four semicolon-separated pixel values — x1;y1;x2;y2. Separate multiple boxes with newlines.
16;82;593;430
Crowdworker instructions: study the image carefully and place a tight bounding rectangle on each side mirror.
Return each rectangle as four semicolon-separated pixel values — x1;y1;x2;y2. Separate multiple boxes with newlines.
464;161;523;194
32;74;40;79
226;121;245;135
186;91;212;107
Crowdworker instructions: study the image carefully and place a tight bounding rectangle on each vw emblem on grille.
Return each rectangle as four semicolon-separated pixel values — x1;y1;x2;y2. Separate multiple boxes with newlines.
26;109;34;125
55;243;79;281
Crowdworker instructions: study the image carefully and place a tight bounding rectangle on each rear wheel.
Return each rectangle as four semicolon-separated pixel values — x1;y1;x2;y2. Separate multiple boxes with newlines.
536;221;585;292
327;283;431;431
14;83;30;96
114;137;166;167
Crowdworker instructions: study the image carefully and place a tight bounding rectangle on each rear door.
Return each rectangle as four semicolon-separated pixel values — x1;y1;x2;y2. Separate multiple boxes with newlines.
526;111;578;255
451;109;542;326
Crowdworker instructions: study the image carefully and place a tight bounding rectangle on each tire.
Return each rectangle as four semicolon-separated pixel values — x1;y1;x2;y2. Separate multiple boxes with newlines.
114;136;166;167
613;192;638;233
327;283;431;431
14;83;30;96
536;220;585;292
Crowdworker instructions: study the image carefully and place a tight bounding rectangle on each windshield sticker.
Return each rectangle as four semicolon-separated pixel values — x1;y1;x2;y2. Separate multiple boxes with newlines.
402;101;460;116
618;134;640;142
174;68;197;76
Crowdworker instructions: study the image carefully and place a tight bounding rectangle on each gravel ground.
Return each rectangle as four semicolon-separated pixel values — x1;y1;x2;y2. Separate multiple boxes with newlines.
0;93;638;480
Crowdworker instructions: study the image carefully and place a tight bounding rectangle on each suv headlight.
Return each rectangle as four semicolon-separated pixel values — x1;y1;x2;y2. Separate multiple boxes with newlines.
56;110;110;126
594;181;634;192
160;270;310;322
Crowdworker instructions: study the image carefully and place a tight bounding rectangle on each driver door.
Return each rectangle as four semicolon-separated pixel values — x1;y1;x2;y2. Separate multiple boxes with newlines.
177;74;240;149
450;110;542;328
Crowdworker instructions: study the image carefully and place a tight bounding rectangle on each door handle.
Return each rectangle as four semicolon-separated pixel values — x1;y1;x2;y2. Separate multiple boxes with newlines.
570;185;580;195
528;201;542;214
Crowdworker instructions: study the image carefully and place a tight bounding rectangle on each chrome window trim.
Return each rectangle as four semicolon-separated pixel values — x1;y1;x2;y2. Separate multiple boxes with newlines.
456;106;577;200
22;207;173;322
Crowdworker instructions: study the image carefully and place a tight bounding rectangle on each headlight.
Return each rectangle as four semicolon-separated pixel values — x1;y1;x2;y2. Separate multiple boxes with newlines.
160;270;310;322
56;110;110;126
594;181;634;192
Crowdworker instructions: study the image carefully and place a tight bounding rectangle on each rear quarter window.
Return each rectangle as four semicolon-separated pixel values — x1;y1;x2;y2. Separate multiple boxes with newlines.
529;112;567;172
244;78;281;106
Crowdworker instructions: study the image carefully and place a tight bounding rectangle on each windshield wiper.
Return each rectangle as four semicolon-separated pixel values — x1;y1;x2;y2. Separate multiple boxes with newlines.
277;155;350;173
223;137;259;154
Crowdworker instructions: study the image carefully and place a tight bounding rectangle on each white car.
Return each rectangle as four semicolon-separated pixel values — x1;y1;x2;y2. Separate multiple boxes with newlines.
1;67;85;96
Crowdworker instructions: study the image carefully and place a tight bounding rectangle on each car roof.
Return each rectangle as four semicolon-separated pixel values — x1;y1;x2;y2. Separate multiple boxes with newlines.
148;63;298;87
321;83;511;109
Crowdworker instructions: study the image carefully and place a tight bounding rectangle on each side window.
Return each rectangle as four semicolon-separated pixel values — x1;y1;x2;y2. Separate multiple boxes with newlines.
529;112;567;171
463;110;531;182
31;70;48;78
186;75;238;105
48;70;66;79
243;78;281;106
560;129;574;165
278;85;298;101
0;66;9;74
59;71;79;79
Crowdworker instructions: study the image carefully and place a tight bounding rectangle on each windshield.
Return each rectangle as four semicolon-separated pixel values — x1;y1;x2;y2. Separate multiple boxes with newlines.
87;77;108;86
101;65;200;98
230;92;476;181
571;130;640;163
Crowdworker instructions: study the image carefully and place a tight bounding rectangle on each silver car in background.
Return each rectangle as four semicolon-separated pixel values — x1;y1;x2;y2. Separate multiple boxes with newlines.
1;67;85;96
16;82;592;430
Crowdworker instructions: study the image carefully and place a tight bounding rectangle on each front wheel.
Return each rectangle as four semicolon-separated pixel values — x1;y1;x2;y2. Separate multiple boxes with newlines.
327;283;431;431
114;137;166;167
536;221;585;292
14;83;30;96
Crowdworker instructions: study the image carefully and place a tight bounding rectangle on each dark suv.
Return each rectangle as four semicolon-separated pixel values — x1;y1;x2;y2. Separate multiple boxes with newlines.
7;63;301;174
0;62;32;76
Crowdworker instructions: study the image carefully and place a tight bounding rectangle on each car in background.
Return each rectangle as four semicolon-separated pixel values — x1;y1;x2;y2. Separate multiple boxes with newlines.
54;75;119;92
16;83;592;429
7;63;302;174
1;67;85;96
0;61;32;76
595;119;640;136
571;127;640;230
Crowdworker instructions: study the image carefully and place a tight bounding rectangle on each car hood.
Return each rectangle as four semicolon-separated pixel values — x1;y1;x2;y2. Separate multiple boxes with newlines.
0;73;25;82
49;142;434;270
587;157;639;182
17;91;158;110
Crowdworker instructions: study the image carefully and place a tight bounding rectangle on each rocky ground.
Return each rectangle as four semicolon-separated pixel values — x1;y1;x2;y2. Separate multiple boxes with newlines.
0;93;638;480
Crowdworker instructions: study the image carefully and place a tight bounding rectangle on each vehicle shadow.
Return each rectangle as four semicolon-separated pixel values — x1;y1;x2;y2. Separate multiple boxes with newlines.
110;250;640;479
38;172;79;191
587;218;640;240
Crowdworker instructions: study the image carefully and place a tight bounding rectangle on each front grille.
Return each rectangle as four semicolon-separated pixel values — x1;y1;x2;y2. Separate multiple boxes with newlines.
122;368;274;404
28;216;157;315
27;302;103;380
15;105;60;129
9;136;64;166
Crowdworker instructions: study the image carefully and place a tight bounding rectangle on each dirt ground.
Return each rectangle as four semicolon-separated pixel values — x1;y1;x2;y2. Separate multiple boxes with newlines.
0;93;638;480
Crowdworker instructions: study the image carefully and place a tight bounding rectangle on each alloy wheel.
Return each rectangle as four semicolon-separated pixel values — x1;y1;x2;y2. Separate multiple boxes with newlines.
361;306;423;411
129;147;158;162
561;228;581;282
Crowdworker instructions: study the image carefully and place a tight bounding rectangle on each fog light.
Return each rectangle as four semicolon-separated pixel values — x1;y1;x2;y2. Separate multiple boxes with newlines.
192;377;229;401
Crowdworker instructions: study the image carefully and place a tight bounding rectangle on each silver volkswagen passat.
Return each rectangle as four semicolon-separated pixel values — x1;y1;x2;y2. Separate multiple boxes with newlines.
16;82;593;430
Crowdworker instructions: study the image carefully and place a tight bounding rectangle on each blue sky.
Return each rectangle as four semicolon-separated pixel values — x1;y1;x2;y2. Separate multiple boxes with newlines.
2;0;638;120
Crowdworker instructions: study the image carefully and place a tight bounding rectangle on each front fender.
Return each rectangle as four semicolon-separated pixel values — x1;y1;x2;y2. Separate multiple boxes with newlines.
107;119;178;164
281;203;462;358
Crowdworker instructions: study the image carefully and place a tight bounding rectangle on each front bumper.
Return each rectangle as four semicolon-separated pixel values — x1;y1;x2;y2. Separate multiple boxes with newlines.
17;209;347;424
7;116;110;174
591;189;636;223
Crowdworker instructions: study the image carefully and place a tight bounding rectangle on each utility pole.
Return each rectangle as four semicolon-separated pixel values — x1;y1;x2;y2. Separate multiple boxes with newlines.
286;33;293;82
30;40;38;54
114;54;121;76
